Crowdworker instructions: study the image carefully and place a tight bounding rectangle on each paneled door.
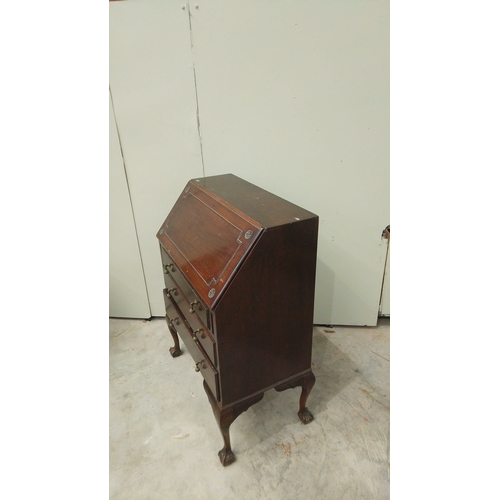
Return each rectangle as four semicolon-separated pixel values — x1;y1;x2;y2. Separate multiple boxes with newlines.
109;93;150;318
109;0;204;317
187;0;390;325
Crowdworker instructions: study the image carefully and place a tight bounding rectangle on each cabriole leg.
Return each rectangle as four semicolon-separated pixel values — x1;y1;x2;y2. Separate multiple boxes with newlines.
275;371;316;424
203;381;263;466
298;371;316;423
218;423;234;466
166;315;182;358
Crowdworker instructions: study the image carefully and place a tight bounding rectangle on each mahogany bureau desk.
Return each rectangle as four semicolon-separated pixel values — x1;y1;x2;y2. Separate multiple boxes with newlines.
156;174;318;466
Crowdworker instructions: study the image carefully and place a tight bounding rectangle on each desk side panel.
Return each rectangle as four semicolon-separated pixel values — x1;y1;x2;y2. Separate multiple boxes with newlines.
214;217;318;406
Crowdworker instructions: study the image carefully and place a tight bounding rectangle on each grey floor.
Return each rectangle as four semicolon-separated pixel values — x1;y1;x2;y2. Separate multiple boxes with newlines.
110;317;390;500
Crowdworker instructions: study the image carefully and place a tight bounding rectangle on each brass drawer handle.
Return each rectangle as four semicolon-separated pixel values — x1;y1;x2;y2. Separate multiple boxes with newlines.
164;263;175;274
189;300;200;313
169;317;180;328
194;360;205;372
193;328;206;339
166;288;178;298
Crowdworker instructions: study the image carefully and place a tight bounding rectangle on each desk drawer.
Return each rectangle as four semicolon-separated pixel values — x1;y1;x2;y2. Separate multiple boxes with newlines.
163;289;219;400
161;247;211;330
163;273;217;367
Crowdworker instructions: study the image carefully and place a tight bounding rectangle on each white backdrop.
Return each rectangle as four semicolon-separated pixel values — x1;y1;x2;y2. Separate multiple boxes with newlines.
109;0;389;325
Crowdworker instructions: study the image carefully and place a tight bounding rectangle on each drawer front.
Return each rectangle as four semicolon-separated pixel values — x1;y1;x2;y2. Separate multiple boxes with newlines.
186;320;216;368
161;247;211;330
162;288;185;337
163;274;217;366
161;247;182;289
163;289;219;400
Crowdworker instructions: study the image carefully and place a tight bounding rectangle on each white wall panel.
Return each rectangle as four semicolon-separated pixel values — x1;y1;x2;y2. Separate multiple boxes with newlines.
110;0;204;316
189;0;389;325
109;94;150;318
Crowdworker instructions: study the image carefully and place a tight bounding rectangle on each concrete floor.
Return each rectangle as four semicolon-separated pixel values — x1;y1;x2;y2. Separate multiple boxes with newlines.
110;317;390;499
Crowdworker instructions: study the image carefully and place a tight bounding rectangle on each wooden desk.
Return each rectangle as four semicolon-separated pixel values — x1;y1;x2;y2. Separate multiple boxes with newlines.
157;174;318;466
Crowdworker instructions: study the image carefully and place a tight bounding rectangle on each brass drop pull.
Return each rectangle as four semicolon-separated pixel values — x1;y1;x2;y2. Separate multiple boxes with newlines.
169;317;180;328
194;360;204;372
163;263;175;274
166;288;178;298
189;300;199;313
193;328;206;339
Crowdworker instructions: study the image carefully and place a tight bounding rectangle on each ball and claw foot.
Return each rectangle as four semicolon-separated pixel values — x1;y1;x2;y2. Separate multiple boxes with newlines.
169;346;182;357
298;407;314;424
218;448;236;466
